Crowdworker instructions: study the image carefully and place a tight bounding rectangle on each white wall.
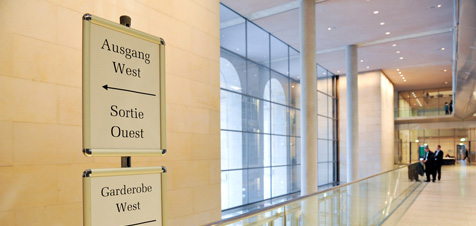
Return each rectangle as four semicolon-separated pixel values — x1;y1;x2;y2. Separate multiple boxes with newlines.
339;71;395;180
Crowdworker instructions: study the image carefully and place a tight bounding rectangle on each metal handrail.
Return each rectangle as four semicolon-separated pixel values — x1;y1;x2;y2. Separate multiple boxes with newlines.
203;164;412;226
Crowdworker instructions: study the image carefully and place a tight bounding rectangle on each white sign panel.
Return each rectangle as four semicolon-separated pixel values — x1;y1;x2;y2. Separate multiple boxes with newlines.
82;14;166;156
83;167;166;226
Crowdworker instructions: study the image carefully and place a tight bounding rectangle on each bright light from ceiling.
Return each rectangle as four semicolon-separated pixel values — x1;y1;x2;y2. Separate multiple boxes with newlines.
396;68;400;71
396;51;400;54
380;22;385;25
373;10;379;14
399;57;404;60
441;47;445;51
328;27;332;31
392;44;397;47
445;82;448;84
366;66;370;69
385;32;390;35
360;59;364;62
437;4;442;8
444;69;447;72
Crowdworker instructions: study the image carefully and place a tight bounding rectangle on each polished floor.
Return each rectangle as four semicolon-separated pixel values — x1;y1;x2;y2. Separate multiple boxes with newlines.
396;162;476;226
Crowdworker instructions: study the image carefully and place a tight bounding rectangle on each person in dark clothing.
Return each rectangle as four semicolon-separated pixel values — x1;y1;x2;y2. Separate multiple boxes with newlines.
449;100;453;114
434;145;444;181
422;146;436;182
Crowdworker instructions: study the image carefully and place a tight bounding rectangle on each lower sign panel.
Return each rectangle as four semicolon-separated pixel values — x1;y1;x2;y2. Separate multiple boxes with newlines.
83;167;166;226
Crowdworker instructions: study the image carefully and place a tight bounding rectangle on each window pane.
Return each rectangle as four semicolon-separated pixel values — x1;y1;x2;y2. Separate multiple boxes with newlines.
272;135;288;166
220;50;246;92
318;115;328;139
248;133;271;168
290;108;301;137
290;79;301;108
220;5;246;57
221;131;244;170
317;92;328;116
248;168;271;203
247;21;269;67
244;97;270;133
247;61;270;100
328;162;334;184
271;72;289;105
318;163;329;186
289;48;300;80
317;77;327;94
328;96;334;118
221;90;243;131
328;119;334;140
318;139;329;162
271;36;289;75
271;103;289;135
222;170;247;209
272;166;288;197
290;137;301;165
291;165;301;192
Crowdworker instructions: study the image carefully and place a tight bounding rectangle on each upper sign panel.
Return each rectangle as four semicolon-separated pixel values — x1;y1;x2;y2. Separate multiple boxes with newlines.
83;14;166;156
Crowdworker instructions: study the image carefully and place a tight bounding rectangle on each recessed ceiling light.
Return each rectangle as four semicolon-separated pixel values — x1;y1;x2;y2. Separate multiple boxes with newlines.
399;57;404;60
360;60;364;62
392;44;397;47
292;85;295;88
402;77;406;79
445;82;448;84
328;27;332;31
380;22;385;25
396;51;401;54
444;69;447;72
437;4;442;8
400;74;403;77
373;10;379;14
337;70;340;73
441;47;445;50
399;72;402;74
366;66;370;69
404;80;407;82
385;32;391;35
396;68;400;71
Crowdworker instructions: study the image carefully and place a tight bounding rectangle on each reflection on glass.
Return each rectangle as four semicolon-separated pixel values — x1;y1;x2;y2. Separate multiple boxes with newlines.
247;21;269;67
271;36;289;75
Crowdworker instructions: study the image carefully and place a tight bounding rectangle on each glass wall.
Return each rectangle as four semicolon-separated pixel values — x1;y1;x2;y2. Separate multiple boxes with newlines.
395;128;475;165
396;88;453;117
220;4;338;211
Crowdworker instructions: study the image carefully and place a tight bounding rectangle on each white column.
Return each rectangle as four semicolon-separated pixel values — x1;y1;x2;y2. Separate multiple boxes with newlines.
346;45;359;182
300;0;318;224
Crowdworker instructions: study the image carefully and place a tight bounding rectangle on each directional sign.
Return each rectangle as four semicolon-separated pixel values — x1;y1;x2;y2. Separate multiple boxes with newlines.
83;167;167;226
82;14;166;156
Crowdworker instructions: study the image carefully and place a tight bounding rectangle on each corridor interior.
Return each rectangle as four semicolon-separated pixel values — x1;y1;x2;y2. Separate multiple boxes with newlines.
395;162;476;226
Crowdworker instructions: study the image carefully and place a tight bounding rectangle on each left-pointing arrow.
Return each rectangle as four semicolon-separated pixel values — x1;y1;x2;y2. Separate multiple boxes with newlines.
102;84;156;96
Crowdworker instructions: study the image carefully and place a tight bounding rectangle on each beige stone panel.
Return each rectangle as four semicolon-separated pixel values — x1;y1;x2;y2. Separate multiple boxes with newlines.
47;0;93;14
0;0;57;43
11;35;81;87
0;165;58;211
90;0;119;24
209;160;220;185
13;123;82;165
0;30;14;77
57;6;82;50
15;203;82;226
192;184;220;212
145;0;174;17
0;121;14;166
0;211;15;225
173;0;219;39
191;28;220;62
190;81;220;110
192;0;220;16
166;132;192;161
192;209;221;226
168;188;193;218
150;11;192;51
191;134;219;160
58;86;81;126
168;215;194;226
170;160;210;189
170;47;218;86
168;104;209;134
57;164;88;204
209;110;220;135
0;76;57;123
166;75;192;106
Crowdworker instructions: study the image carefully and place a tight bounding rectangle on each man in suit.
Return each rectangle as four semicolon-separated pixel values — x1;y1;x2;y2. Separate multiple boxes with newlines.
434;145;444;181
422;146;436;182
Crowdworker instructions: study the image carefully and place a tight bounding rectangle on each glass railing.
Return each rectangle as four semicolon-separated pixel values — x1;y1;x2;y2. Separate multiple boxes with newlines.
204;163;425;226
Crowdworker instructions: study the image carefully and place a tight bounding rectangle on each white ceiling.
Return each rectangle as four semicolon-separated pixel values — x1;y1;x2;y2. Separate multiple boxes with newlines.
220;0;455;91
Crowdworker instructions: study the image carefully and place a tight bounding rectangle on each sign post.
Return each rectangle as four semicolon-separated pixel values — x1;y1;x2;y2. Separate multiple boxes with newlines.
82;14;166;157
83;167;167;226
82;14;167;226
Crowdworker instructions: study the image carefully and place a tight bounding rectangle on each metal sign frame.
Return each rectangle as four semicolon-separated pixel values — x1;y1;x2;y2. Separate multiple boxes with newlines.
83;166;167;226
82;14;166;157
